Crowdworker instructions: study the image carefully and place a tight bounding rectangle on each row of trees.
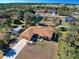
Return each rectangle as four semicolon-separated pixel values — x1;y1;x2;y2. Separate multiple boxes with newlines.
0;4;78;16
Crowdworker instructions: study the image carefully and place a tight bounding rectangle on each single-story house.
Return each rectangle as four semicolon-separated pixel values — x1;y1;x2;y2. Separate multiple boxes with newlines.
35;10;47;13
20;26;54;41
73;11;79;18
48;9;56;15
64;17;76;22
73;11;79;15
10;26;22;34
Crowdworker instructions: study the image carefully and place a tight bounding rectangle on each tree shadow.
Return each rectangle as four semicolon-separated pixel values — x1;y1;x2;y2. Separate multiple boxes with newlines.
75;45;79;49
51;33;59;42
3;47;16;57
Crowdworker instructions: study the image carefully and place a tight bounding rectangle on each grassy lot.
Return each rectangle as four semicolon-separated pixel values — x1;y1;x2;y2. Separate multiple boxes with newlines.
58;26;78;59
15;40;58;59
58;30;69;59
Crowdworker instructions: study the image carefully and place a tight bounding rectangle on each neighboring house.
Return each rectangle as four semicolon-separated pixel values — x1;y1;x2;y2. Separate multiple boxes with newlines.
35;14;43;18
35;10;47;13
73;11;79;15
73;11;79;18
48;9;56;16
20;26;54;41
64;17;76;22
60;4;66;6
10;26;22;34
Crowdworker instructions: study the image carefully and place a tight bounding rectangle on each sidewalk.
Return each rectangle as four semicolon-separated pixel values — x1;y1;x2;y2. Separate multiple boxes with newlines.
2;39;28;59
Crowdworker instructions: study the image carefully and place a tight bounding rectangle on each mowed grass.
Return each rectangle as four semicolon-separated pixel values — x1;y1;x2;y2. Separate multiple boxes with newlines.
36;41;48;49
15;40;58;59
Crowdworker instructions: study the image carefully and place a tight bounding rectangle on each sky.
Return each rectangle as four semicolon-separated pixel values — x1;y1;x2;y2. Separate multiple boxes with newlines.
0;0;79;4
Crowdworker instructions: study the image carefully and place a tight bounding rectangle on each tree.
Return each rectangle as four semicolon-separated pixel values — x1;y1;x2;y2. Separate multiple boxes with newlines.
0;10;10;18
4;18;12;27
17;9;24;20
23;12;34;28
2;33;11;44
0;32;11;49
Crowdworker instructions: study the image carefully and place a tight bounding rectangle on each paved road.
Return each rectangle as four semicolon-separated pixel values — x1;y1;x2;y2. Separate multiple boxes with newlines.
2;39;28;59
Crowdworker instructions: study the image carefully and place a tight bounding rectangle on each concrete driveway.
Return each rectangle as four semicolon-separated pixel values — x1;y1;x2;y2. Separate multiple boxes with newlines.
2;39;28;59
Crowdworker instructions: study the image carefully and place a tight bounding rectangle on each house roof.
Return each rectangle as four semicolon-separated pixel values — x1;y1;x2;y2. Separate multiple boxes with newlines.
10;26;22;34
35;10;47;13
64;17;76;22
48;9;56;14
20;26;54;40
73;11;79;15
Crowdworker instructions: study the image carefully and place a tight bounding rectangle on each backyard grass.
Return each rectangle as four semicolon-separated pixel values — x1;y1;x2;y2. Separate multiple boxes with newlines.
15;40;58;59
36;41;48;49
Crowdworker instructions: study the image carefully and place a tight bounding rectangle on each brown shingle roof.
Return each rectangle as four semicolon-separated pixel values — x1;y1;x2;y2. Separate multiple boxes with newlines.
20;26;54;40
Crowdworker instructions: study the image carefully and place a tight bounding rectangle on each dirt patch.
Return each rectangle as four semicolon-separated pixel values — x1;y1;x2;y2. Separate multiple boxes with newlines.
0;50;3;59
15;41;58;59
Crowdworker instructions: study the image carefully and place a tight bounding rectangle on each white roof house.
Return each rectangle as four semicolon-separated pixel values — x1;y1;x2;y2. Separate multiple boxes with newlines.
10;26;22;34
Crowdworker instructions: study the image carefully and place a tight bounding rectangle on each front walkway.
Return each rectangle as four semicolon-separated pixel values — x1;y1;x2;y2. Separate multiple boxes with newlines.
2;39;28;59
